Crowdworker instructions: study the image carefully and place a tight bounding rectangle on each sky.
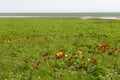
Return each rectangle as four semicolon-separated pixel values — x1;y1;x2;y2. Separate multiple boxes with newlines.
0;0;120;13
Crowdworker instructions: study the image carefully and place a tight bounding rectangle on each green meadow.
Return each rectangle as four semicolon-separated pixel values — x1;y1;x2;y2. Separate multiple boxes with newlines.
0;18;120;80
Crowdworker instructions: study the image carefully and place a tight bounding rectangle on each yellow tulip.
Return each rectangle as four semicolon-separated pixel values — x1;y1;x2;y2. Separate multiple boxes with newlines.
100;44;102;47
87;58;91;62
7;40;11;43
78;51;82;54
38;76;41;79
56;53;60;56
59;52;63;55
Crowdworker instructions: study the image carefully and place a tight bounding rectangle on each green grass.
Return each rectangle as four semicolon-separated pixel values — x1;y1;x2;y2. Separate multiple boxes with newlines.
0;18;120;80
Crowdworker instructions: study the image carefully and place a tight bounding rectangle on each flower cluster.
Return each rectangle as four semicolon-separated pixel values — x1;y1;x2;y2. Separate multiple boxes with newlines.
23;44;119;79
55;50;64;60
96;44;109;52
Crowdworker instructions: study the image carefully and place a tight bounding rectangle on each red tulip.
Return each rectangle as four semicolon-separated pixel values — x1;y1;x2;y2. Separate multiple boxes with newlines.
112;47;118;51
25;60;29;64
68;57;72;61
67;64;71;67
83;62;86;65
34;65;39;69
37;61;41;66
47;56;50;59
26;36;30;39
53;68;57;73
80;65;85;69
59;50;63;52
82;56;85;59
45;52;49;56
18;40;21;44
59;74;63;77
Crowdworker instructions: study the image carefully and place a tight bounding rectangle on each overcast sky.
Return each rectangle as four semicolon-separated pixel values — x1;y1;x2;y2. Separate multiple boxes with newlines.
0;0;120;13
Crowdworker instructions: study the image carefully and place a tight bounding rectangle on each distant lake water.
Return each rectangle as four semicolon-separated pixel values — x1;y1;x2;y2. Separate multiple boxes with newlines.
0;13;120;19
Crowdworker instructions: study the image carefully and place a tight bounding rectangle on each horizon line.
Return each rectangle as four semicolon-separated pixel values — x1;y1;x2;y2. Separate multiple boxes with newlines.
0;12;120;13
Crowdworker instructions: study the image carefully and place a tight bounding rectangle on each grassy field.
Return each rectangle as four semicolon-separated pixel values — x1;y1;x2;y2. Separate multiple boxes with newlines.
0;18;120;80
